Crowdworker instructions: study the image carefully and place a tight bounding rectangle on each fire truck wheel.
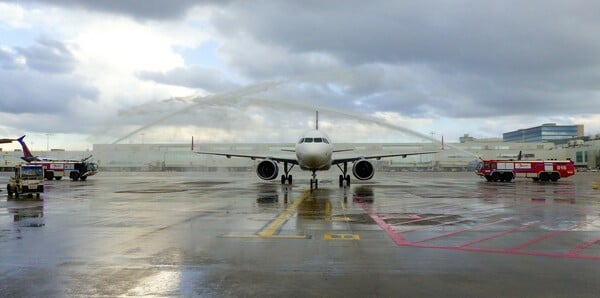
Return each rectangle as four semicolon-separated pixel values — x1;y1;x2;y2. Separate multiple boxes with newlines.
7;185;13;196
550;172;560;182
503;172;513;182
45;171;54;180
80;176;87;181
491;172;500;182
70;172;80;181
539;172;550;182
485;176;492;182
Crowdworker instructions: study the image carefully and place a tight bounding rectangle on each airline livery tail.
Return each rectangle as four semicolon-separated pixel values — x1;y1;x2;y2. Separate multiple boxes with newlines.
17;135;39;162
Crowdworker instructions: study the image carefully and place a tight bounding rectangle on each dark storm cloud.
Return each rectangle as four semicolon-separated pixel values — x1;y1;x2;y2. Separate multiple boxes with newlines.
213;1;600;74
0;39;98;116
208;1;600;119
17;38;76;73
15;0;224;20
0;70;98;114
0;47;21;69
137;66;238;92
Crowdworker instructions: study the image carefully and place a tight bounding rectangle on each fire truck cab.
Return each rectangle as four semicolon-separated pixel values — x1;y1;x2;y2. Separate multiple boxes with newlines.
476;159;575;182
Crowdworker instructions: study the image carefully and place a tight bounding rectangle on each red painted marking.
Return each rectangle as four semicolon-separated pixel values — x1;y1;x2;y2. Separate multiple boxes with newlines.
391;215;449;225
565;236;600;256
459;221;542;247
357;201;407;245
398;212;502;234
358;195;600;260
414;218;513;243
509;222;587;251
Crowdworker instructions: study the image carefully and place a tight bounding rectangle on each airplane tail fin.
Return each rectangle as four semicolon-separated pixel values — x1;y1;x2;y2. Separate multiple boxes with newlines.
191;136;194;151
517;150;522;161
16;135;38;162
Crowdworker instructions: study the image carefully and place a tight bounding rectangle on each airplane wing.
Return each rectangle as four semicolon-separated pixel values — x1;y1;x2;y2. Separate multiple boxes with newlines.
332;151;438;165
195;151;298;165
0;138;15;144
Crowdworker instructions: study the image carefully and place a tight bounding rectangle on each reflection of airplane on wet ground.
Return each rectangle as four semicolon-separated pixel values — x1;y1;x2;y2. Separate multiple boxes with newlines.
15;135;98;181
196;112;437;188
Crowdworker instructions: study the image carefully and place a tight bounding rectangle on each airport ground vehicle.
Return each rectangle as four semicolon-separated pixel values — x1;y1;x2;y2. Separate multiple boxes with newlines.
476;159;576;182
6;164;44;198
16;135;98;181
32;160;98;181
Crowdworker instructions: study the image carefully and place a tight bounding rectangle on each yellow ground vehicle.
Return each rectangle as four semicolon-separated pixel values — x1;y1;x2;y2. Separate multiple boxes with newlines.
6;164;44;198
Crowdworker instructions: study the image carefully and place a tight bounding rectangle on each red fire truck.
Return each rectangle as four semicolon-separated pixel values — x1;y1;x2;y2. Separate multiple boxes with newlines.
475;159;576;182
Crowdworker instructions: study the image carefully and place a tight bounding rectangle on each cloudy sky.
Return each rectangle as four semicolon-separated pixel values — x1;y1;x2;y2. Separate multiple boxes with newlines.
1;1;600;151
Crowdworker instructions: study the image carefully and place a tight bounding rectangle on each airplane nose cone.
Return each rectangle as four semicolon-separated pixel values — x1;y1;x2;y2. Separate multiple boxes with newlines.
299;150;329;168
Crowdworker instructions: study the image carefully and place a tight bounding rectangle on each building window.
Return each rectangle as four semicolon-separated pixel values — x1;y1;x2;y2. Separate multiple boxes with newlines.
576;151;584;163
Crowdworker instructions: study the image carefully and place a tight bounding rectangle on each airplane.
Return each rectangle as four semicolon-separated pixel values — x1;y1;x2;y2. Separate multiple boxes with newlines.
16;135;93;163
195;112;438;188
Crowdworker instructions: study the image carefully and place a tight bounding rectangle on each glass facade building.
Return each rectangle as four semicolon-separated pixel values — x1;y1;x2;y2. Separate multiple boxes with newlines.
503;123;583;144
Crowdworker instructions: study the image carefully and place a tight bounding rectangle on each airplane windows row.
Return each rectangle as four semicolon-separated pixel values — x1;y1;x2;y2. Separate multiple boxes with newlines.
298;138;330;144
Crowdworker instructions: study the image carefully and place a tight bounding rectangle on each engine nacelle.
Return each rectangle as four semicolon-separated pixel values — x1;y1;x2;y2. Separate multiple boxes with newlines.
352;159;374;180
256;160;279;180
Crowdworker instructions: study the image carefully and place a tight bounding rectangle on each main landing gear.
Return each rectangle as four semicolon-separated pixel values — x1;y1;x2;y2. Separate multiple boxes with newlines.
336;162;351;187
280;162;294;185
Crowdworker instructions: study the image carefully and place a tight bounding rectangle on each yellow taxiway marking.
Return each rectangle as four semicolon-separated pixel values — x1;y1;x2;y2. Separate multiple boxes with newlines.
223;190;310;239
324;233;360;241
258;190;309;237
222;234;309;239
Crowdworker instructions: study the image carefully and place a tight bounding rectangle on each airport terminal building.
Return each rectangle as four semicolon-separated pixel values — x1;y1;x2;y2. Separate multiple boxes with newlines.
3;139;596;172
2;124;600;171
503;123;583;144
88;140;591;172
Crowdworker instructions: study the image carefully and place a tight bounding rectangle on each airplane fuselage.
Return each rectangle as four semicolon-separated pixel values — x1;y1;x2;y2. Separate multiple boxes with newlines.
295;130;333;171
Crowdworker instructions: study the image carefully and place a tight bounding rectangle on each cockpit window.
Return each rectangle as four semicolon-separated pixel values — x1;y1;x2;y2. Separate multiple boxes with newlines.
314;138;322;143
298;138;304;144
323;138;329;144
304;138;313;143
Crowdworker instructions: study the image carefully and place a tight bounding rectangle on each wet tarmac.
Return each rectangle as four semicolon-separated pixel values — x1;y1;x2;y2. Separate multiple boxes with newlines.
1;171;600;297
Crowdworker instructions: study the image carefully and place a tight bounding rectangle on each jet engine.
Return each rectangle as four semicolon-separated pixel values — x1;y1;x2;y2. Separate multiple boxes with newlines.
256;160;279;180
352;159;374;180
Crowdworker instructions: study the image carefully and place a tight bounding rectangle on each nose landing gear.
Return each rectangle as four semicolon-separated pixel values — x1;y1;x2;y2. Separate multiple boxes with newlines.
310;170;318;189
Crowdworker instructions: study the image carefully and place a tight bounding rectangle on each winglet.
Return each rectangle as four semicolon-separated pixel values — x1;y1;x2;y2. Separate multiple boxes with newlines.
316;111;319;130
